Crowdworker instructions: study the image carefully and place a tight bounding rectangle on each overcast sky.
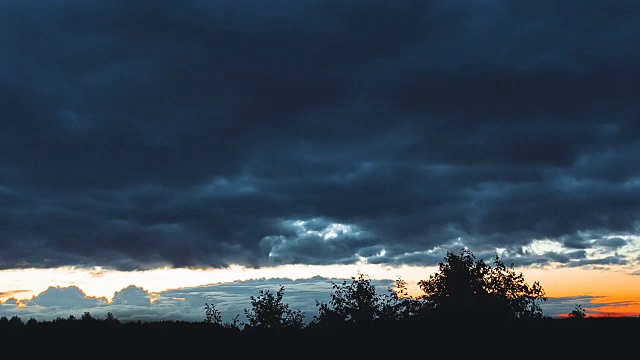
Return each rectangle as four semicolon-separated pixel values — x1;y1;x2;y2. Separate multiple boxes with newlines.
1;0;640;320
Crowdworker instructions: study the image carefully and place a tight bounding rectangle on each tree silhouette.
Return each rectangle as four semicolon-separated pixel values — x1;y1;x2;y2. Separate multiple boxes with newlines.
244;285;305;330
204;303;222;325
104;312;119;324
486;252;547;319
312;272;385;325
225;314;243;330
379;277;428;321
81;312;95;322
418;248;547;320
8;315;23;328
568;302;587;319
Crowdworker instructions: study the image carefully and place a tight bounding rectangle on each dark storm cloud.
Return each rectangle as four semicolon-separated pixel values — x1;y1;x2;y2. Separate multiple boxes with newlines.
595;237;627;249
1;0;639;270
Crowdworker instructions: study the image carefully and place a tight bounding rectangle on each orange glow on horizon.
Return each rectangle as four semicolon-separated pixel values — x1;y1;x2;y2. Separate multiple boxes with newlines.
0;264;639;319
581;296;640;318
524;267;640;299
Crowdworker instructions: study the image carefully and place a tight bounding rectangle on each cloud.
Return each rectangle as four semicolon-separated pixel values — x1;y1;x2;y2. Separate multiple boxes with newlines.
4;276;632;323
0;278;361;323
0;0;639;271
3;286;109;320
111;285;152;306
2;277;585;323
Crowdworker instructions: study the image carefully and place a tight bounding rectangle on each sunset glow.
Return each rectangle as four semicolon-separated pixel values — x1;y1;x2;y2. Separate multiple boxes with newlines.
2;262;639;319
1;0;639;325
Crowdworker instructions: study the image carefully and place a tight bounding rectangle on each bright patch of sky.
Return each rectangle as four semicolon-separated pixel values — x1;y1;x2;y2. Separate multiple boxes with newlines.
524;235;640;269
525;239;566;255
0;263;439;304
286;219;363;240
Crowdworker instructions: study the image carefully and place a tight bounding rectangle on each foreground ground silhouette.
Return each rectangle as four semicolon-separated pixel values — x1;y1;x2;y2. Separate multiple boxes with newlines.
2;249;635;356
2;315;636;357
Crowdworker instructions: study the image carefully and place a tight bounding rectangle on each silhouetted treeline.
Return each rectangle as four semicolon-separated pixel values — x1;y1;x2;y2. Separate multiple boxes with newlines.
1;249;635;356
1;311;635;357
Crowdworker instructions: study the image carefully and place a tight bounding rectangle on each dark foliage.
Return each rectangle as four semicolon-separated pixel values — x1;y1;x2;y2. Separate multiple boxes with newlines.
0;250;633;356
568;302;587;319
243;285;305;331
418;248;547;321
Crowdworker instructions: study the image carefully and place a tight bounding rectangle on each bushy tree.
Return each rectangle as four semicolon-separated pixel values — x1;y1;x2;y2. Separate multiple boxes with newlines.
244;285;305;329
313;272;384;324
418;248;547;320
485;252;547;319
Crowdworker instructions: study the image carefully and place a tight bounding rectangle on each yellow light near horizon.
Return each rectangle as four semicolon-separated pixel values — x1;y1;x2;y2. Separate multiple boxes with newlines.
522;267;640;299
523;266;640;317
0;263;439;303
1;263;639;316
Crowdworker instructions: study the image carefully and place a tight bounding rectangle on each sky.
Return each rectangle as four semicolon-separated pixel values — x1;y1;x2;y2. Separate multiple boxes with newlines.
1;0;640;323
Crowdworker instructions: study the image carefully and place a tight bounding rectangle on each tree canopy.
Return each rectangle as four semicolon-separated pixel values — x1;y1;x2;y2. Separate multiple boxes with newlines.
312;272;383;324
418;248;547;320
243;285;305;330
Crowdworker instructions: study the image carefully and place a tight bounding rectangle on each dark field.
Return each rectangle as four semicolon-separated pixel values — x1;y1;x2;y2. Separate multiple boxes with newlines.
3;317;634;357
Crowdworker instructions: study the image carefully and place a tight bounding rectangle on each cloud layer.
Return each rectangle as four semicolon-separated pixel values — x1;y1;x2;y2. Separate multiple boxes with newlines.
1;0;639;271
0;278;602;322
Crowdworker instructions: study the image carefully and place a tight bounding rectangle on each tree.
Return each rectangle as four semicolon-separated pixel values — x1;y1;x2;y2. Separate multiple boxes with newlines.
485;252;547;319
8;315;23;327
568;302;587;319
418;248;547;320
224;314;243;331
379;277;428;321
81;312;95;322
313;272;383;324
244;285;305;329
104;312;119;324
204;303;222;325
